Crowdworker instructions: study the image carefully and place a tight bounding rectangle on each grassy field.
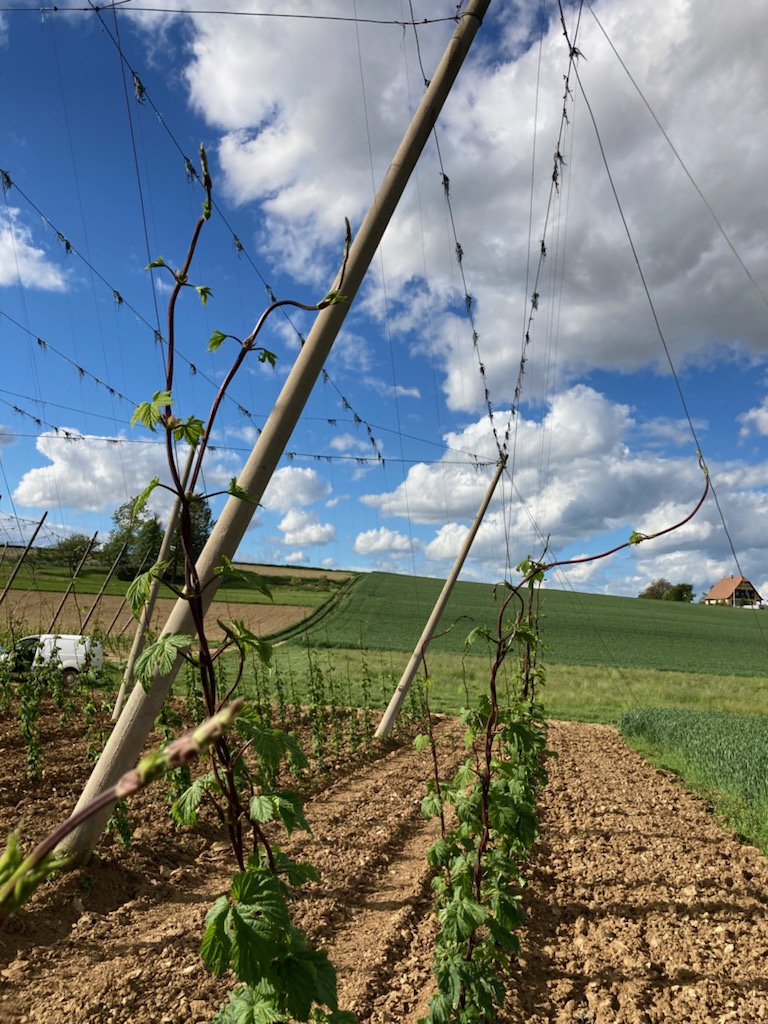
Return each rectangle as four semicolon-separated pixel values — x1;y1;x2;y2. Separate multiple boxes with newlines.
268;570;768;725
619;707;768;849
5;552;767;862
5;555;768;850
261;646;768;725
3;558;767;724
290;571;768;676
0;558;350;609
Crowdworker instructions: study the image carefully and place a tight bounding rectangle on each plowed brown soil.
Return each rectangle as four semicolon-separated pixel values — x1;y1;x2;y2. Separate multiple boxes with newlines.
0;591;312;640
1;713;767;1024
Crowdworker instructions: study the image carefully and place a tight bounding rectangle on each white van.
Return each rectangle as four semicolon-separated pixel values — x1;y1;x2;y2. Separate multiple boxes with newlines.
0;634;103;685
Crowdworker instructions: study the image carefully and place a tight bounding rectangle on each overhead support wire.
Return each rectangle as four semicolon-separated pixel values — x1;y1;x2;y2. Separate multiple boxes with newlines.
87;6;389;464
104;1;165;370
505;1;584;454
6;6;461;27
408;3;503;457
583;0;768;313
59;0;495;861
559;1;762;648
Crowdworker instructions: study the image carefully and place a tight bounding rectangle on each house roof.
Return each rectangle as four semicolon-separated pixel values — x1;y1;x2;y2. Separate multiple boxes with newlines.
704;575;762;601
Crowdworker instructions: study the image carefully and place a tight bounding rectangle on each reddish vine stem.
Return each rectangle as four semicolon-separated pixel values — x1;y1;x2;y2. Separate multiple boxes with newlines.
139;153;352;876
187;216;350;495
496;457;711;629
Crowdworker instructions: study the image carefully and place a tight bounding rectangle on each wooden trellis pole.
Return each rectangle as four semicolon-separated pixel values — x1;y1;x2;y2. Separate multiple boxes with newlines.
375;455;507;739
46;531;98;633
0;512;48;611
59;0;494;861
80;537;130;633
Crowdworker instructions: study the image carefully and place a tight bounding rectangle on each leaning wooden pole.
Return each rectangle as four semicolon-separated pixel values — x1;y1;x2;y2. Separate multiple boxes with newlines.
375;455;507;739
46;532;98;634
102;547;154;640
80;537;130;634
0;512;47;611
59;0;493;861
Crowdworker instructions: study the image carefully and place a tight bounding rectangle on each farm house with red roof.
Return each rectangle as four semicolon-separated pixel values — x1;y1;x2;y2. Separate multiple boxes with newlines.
703;576;763;607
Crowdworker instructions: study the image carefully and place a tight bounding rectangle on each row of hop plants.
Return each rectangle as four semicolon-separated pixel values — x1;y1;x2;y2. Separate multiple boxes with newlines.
0;613;431;1024
0;580;548;1024
0;607;544;1024
0;609;428;790
248;639;426;768
0;624;363;1021
0;152;551;1023
415;561;550;1023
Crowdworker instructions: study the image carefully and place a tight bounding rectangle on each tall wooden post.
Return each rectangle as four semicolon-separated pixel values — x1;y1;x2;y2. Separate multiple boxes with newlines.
46;532;99;634
0;512;48;611
80;537;130;633
59;0;494;860
375;456;507;739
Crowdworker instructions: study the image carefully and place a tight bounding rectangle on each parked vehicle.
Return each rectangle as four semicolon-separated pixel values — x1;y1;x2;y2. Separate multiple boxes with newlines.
0;634;103;685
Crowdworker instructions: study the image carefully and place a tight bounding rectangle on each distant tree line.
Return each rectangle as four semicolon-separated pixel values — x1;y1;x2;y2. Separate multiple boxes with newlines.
40;494;214;583
637;578;695;602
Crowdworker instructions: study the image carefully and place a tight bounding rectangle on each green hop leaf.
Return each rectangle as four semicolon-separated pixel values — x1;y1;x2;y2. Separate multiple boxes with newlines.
131;391;173;432
208;330;230;352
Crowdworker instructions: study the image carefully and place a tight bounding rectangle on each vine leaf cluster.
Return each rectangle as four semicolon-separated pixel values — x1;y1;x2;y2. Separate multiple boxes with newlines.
416;560;550;1023
124;150;357;1021
414;451;710;1021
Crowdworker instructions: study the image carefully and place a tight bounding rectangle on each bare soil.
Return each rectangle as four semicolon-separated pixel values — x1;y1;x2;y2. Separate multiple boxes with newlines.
0;591;312;640
1;714;767;1024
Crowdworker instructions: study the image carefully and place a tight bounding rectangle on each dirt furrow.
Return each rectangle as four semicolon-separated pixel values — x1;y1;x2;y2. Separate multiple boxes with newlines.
286;720;467;1021
0;716;467;1023
504;720;768;1023
5;714;768;1023
324;818;438;1021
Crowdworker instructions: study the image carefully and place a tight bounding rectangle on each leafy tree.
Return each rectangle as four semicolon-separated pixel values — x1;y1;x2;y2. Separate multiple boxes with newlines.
48;533;97;575
168;493;214;582
663;582;695;603
638;578;694;602
638;578;672;599
100;496;164;582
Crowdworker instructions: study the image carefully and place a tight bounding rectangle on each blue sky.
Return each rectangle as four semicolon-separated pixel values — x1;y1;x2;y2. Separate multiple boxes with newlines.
1;0;767;601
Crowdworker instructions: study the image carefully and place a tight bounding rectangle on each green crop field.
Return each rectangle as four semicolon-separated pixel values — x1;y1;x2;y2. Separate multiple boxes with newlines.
619;707;768;848
4;558;767;725
289;571;768;677
6;560;767;678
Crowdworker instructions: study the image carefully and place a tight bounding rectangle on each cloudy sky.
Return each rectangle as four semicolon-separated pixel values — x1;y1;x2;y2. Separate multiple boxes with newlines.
1;0;767;601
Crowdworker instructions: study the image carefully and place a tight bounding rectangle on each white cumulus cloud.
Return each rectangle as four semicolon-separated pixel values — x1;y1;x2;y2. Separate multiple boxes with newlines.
277;508;335;547
0;208;67;291
354;526;413;556
13;431;168;513
170;0;768;418
11;432;233;520
739;398;768;438
263;466;332;512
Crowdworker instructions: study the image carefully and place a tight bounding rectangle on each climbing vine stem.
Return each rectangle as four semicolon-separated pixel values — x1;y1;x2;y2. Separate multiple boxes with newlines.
128;150;356;1022
418;457;709;1022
